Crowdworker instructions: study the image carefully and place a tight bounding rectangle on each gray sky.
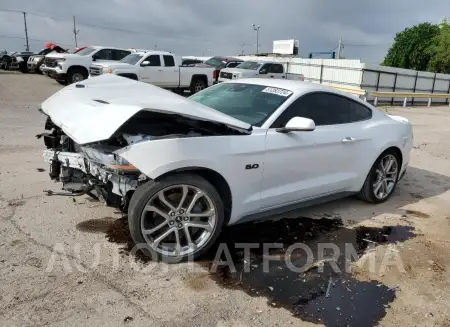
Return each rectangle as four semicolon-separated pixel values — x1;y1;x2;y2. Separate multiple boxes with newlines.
0;0;448;63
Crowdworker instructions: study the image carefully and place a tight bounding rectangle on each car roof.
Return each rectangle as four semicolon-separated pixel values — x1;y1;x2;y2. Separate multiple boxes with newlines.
133;50;174;56
211;56;243;62
229;78;357;97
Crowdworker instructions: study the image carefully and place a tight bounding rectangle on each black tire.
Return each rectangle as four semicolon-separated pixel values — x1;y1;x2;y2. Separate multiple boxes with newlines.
190;78;206;94
358;149;400;204
67;67;88;84
35;63;43;75
128;172;225;263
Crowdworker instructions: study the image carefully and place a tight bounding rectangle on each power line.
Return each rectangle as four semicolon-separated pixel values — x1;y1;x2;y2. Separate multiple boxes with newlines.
0;8;216;43
0;35;73;47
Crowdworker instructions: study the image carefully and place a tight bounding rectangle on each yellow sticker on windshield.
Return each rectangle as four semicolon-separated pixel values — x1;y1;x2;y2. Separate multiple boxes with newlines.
261;87;292;97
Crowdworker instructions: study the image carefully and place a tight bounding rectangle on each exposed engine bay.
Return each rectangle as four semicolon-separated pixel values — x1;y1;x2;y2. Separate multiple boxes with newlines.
38;110;243;210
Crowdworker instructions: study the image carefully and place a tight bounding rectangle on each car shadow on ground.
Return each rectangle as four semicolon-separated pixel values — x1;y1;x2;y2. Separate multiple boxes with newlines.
75;166;449;327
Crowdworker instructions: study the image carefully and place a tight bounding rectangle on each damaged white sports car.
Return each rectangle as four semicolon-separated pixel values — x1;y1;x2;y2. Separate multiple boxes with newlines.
39;74;413;262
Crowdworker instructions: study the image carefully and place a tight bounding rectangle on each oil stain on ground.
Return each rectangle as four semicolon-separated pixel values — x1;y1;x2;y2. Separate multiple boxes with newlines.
200;218;416;327
76;215;416;327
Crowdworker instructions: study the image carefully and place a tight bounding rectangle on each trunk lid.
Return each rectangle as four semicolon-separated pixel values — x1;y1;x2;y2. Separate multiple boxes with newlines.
41;74;251;144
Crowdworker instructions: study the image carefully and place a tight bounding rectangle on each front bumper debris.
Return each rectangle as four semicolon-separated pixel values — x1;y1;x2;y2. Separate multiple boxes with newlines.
43;149;139;197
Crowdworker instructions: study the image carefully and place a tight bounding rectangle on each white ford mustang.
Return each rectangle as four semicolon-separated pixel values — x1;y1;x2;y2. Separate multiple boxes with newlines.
39;74;413;262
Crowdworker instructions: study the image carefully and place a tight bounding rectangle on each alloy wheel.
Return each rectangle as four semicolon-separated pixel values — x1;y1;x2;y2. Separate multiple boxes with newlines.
373;154;399;200
140;184;217;258
72;72;84;83
194;82;205;93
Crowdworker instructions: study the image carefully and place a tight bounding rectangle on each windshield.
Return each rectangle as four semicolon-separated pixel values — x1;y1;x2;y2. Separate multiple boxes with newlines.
235;61;261;70
203;57;227;69
189;83;293;127
75;47;96;56
120;54;144;65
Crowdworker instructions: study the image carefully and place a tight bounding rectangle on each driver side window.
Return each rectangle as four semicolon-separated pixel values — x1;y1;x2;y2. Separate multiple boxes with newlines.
94;49;113;60
259;64;270;74
143;55;161;66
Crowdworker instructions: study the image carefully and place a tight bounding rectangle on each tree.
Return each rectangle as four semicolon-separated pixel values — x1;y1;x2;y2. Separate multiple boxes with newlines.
427;20;450;73
382;23;439;71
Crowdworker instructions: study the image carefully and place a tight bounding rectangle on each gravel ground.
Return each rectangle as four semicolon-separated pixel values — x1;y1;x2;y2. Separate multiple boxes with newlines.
1;70;450;327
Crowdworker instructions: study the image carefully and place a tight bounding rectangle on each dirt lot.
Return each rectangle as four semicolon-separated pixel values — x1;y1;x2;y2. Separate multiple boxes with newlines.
1;70;450;327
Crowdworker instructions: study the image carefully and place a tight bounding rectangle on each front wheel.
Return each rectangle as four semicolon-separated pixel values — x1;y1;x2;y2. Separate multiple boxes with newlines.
67;68;87;84
128;173;225;263
358;150;400;204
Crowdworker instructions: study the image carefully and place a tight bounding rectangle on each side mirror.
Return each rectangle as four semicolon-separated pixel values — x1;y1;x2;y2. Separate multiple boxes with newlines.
276;117;315;133
141;61;150;67
259;68;268;74
92;54;99;61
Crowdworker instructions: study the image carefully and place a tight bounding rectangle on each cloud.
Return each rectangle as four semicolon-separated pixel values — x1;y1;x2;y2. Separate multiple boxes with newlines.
0;0;449;63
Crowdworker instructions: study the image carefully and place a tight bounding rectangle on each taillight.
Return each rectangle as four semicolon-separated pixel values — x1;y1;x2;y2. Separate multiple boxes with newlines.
213;70;218;79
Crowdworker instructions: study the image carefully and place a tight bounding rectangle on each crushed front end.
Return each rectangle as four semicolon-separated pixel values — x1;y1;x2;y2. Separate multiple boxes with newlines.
38;116;142;210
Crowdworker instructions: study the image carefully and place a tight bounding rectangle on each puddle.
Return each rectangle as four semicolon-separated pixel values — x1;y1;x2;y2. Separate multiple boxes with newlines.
198;218;415;327
76;215;416;326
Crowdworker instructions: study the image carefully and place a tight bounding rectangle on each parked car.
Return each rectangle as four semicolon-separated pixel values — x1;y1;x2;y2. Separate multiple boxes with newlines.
218;60;304;82
1;51;34;73
27;43;68;74
41;46;132;84
89;51;215;94
38;75;413;262
0;51;18;70
197;56;243;83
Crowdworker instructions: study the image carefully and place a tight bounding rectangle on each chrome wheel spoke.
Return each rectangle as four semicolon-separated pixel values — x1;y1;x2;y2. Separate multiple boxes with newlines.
189;208;215;218
173;229;181;255
382;179;388;195
158;192;176;212
186;221;213;233
183;226;195;249
187;191;204;214
374;180;383;194
177;185;189;210
144;205;170;220
143;220;168;235
153;227;176;248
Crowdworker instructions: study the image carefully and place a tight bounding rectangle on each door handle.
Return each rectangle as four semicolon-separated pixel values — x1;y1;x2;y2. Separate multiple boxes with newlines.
341;137;356;143
158;69;163;72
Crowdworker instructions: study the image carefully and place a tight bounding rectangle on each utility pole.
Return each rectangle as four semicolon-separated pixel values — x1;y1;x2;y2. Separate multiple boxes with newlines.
337;37;343;59
23;12;29;51
73;16;80;48
252;24;260;55
154;44;157;50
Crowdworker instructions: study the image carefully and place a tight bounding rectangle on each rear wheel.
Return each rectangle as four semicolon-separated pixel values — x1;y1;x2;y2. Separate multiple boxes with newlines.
128;173;225;263
358;150;400;204
190;79;206;94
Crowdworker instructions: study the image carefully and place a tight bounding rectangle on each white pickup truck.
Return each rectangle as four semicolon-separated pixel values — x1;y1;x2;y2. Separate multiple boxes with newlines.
218;60;304;82
89;51;215;94
41;46;133;84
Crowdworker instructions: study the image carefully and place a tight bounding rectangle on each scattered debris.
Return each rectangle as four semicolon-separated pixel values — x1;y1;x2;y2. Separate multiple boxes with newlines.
123;316;133;323
325;278;333;298
304;258;337;272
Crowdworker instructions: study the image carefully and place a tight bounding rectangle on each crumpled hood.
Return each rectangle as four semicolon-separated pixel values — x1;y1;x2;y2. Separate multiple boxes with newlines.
44;52;67;59
41;74;251;144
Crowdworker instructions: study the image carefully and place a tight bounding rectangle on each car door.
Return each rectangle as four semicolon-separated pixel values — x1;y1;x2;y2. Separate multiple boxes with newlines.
268;63;286;79
139;54;163;85
160;55;179;88
260;92;372;210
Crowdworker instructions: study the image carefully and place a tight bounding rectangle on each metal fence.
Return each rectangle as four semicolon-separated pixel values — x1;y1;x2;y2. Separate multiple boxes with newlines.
236;56;450;105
